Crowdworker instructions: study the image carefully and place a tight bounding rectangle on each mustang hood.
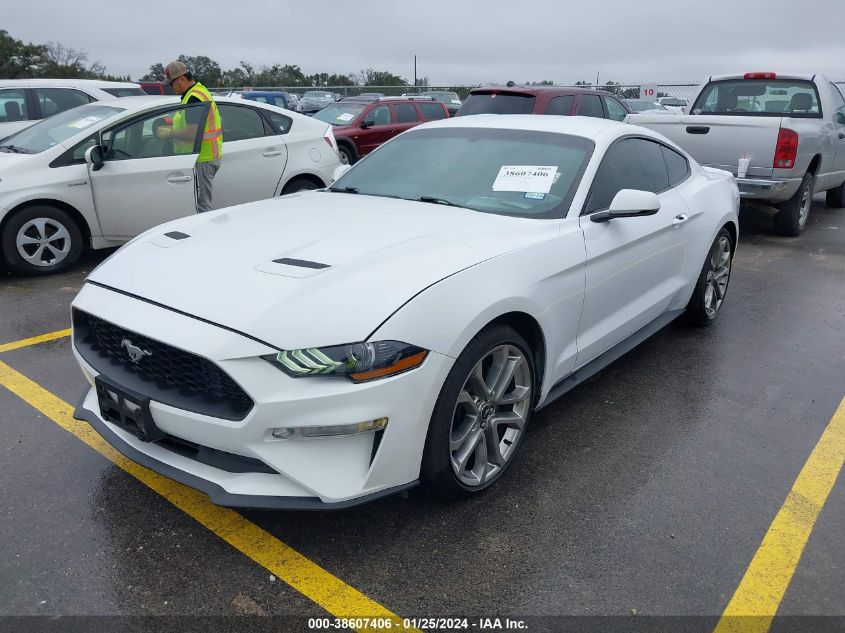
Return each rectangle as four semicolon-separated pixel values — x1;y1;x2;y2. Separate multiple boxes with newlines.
87;192;550;349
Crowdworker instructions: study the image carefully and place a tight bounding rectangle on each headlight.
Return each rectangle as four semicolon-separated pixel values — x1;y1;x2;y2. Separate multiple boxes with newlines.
262;341;427;382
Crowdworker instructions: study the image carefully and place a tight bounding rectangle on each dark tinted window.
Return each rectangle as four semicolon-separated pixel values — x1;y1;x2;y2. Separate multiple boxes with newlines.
576;94;604;118
545;96;574;115
265;111;292;134
585;138;670;213
830;83;845;124
34;88;93;117
0;88;29;121
457;93;535;115
419;102;447;120
101;87;146;97
692;79;821;117
218;104;265;141
661;145;689;186
394;103;419;123
141;85;164;95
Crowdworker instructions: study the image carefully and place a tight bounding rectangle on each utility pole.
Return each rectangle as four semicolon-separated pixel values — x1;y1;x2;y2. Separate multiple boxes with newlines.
596;71;600;88
414;55;417;88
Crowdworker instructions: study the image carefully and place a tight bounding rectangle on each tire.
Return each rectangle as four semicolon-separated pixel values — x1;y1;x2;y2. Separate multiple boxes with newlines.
421;325;535;499
281;177;322;194
774;172;813;236
825;179;845;208
685;227;733;327
337;143;357;166
1;205;83;276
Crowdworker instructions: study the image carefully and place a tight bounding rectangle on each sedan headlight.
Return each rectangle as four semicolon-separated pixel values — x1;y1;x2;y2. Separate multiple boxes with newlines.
262;341;427;382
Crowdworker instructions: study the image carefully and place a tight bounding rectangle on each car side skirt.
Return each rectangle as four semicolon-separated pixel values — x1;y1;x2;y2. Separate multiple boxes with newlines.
538;309;684;410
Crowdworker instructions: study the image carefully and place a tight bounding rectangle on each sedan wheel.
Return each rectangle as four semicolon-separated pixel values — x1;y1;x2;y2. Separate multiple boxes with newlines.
449;345;532;487
1;206;83;276
685;227;733;326
422;325;535;498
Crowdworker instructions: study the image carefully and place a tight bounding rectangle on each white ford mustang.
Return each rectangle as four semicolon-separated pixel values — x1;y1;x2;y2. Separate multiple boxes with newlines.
0;96;339;275
71;115;739;508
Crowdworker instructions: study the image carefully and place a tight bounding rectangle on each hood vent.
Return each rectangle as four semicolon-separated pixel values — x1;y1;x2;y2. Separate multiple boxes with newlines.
150;231;192;248
272;257;329;270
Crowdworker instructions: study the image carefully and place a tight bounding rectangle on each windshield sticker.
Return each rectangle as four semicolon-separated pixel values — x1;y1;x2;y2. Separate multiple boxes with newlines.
336;112;355;122
524;192;546;200
451;99;461;104
68;116;102;129
492;166;557;194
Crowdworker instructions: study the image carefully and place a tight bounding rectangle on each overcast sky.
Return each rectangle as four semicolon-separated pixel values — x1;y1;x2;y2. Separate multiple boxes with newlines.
4;0;844;85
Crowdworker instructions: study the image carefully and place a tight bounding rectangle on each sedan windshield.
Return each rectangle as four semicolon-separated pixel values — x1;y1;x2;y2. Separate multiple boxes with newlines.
456;92;535;116
332;127;593;219
0;104;122;154
313;103;368;125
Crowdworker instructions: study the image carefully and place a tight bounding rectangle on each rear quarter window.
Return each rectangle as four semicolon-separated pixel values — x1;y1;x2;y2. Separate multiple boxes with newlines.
419;102;447;120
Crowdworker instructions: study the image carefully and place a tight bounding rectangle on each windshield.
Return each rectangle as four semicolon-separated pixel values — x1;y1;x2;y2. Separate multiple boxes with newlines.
313;103;368;125
627;100;665;112
692;79;821;117
0;104;122;154
102;87;146;97
331;127;593;219
456;93;535;116
303;91;333;100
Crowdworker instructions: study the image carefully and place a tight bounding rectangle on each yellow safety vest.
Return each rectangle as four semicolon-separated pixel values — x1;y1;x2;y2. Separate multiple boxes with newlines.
173;82;222;162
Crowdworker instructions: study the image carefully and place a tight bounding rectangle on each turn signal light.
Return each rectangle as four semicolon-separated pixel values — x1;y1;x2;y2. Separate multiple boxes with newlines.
774;128;798;169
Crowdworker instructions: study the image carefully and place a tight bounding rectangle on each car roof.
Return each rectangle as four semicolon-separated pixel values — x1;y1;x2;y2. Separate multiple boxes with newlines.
241;91;288;96
0;78;141;89
709;72;816;82
469;85;618;97
419;113;625;137
89;94;302;114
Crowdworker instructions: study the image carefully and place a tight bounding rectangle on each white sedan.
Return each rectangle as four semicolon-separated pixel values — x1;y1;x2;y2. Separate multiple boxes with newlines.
71;115;739;508
0;96;339;275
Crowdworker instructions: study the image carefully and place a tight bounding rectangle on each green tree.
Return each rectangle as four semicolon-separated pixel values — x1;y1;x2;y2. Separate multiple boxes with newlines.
326;73;356;87
176;54;223;86
357;68;407;86
40;42;106;79
0;29;44;78
140;63;165;82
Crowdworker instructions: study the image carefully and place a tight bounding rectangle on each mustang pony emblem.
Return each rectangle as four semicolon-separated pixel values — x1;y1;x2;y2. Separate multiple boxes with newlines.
121;338;152;363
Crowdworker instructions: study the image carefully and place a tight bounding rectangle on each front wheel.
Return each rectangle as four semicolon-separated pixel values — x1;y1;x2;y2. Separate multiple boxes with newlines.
1;206;83;276
685;228;733;326
337;143;357;166
421;325;535;499
281;177;322;194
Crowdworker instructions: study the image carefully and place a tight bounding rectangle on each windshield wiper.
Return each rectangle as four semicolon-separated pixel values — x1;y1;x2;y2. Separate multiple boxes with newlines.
418;196;467;209
0;144;31;154
328;186;359;194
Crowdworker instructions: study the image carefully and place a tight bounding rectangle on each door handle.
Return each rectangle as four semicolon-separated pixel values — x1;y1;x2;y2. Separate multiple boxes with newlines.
672;213;689;226
262;150;283;157
686;126;710;135
167;175;192;183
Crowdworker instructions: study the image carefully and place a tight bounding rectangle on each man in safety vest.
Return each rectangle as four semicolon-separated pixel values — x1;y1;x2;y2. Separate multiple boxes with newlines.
156;60;223;213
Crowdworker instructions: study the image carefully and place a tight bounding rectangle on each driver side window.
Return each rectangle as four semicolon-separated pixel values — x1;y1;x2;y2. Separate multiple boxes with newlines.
102;103;206;160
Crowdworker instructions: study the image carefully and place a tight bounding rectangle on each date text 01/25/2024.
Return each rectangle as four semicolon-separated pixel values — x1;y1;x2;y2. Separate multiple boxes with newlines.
307;617;528;631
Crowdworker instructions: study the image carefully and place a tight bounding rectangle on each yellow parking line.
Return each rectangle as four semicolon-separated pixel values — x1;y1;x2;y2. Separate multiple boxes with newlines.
714;396;845;633
0;329;71;354
0;359;414;632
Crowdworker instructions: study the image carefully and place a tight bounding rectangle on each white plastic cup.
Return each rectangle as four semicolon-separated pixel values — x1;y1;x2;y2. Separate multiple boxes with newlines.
738;157;750;178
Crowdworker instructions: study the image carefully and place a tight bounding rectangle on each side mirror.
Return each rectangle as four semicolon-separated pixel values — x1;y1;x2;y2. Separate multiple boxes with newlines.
591;189;660;222
360;119;374;129
84;145;105;172
837;111;845;125
332;164;352;182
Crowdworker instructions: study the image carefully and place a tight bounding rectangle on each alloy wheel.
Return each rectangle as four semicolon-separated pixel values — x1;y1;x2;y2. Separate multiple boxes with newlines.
798;181;812;229
15;218;72;267
703;235;732;318
449;344;532;487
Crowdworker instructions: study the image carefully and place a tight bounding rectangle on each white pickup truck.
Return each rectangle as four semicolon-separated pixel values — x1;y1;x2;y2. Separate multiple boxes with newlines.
627;73;845;235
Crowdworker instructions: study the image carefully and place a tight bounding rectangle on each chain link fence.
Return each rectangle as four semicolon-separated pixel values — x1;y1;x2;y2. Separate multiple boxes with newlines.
218;82;845;106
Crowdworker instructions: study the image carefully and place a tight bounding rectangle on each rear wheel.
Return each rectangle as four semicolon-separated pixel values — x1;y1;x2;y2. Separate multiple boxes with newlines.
774;172;813;236
685;228;733;326
281;177;322;194
1;205;83;276
422;325;534;499
338;143;357;166
825;179;845;208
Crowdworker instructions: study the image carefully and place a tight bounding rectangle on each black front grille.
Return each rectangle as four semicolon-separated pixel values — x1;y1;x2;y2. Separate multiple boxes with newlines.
74;309;253;420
